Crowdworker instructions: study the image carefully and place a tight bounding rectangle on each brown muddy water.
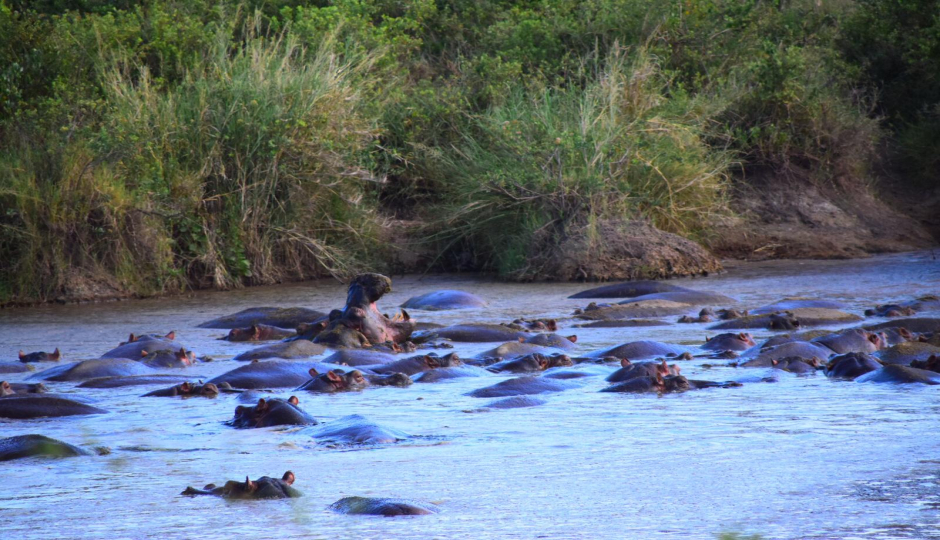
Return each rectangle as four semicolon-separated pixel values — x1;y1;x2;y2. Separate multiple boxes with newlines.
1;251;939;539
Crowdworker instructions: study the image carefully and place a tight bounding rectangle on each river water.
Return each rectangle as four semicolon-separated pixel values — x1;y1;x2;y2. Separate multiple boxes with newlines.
1;251;939;539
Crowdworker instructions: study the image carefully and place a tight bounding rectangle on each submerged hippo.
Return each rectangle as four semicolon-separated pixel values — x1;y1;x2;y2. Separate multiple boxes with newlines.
228;397;318;428
0;363;31;374
233;340;327;362
413;365;491;383
486;353;573;374
622;290;735;306
702;333;756;352
910;355;940;372
740;341;833;366
0;381;48;396
142;381;229;397
826;353;882;379
855;364;940;385
314;274;416;348
182;471;301;499
209;361;338;389
366;353;462;376
78;374;194;389
199;307;326;329
322;349;397;367
813;329;885;355
297;368;367;393
401;290;486;310
365;372;413;387
522;333;578;350
100;335;183;359
582;341;688;361
222;324;296;342
877;342;940;365
310;414;410;445
605;359;679;383
0;434;92;461
865;296;940;317
574;300;694;321
466;376;579;398
416;324;530;343
711;309;861;330
485;395;549;409
140;348;195;369
18;349;61;363
601;374;691;393
865;318;940;334
568;281;690;299
503;318;559;332
0;395;107;419
330;496;438;516
752;299;848;314
32;358;157;382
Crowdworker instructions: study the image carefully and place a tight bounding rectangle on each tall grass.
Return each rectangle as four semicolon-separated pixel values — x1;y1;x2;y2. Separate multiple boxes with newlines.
99;15;384;288
426;47;730;278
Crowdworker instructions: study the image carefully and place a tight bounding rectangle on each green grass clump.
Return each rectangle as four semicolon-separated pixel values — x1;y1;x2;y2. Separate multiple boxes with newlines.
426;47;730;278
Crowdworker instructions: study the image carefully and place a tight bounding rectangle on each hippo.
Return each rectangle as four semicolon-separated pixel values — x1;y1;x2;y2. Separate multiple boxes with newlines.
228;397;318;428
32;359;157;382
18;349;61;363
910;355;940;372
222;324;296;342
522;334;578;350
365;372;413;387
678;308;714;323
466;376;579;398
401;290;486;310
297;368;367;393
321;349;396;367
313;274;416;348
813;329;884;355
182;471;301;499
118;331;176;345
864;318;940;334
140;348;195;369
877;342;940;365
415;324;530;343
310;414;409;445
330;496;438;516
702;333;756;352
866;296;940;317
601;374;690;393
740;341;834;366
685;379;743;389
606;359;679;383
0;395;108;419
0;435;93;461
503;318;558;332
100;335;184;359
711;309;861;330
143;382;230;397
78;374;194;389
582;341;688;361
472;341;562;364
366;353;462;376
575;320;669;328
622;290;735;306
542;363;615;380
485;395;549;409
0;363;32;374
1;381;48;396
826;352;882;379
855;364;940;385
199;307;326;329
208;361;338;389
413;365;491;383
232;340;327;361
769;357;821;374
752;299;848;314
878;327;916;346
568;281;690;299
574;300;694;321
486;353;573;374
289;317;331;341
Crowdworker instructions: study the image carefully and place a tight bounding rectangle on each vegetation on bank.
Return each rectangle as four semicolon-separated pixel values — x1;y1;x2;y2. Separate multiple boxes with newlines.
0;0;937;302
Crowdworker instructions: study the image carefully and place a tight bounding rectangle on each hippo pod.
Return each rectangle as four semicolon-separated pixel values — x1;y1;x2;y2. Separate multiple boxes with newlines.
0;434;93;461
309;414;410;446
222;324;296;342
143;381;232;397
228;397;318;428
198;307;326;329
18;348;61;363
401;290;486;310
233;340;327;362
297;368;367;393
182;471;301;499
313;274;416;348
0;395;108;419
601;374;690;393
330;496;438;516
486;353;573;374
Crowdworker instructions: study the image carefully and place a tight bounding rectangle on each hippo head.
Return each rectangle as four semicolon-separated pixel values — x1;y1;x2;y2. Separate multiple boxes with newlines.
349;273;393;304
738;333;757;347
544;354;574;369
658;359;681;377
662;375;690;392
865;331;886;350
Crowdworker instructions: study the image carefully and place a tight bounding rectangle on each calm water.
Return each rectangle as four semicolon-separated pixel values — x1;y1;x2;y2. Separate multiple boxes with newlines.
1;251;940;539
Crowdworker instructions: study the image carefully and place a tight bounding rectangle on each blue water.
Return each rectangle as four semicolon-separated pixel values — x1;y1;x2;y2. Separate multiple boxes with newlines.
1;251;939;539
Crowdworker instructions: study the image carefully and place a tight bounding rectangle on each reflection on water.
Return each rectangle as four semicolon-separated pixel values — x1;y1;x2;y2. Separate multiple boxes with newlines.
1;251;939;539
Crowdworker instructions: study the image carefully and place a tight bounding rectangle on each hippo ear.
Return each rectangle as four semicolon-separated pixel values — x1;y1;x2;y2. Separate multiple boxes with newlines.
245;477;257;492
282;471;295;485
327;370;343;383
539;358;548;370
165;331;176;340
620;358;631;368
18;351;24;359
128;333;137;343
738;333;747;340
288;396;299;406
140;350;148;357
51;348;61;361
180;382;192;392
671;364;680;376
867;333;880;344
401;309;410;321
518;337;524;343
566;335;577;343
251;325;260;338
256;398;267;411
659;359;669;373
308;368;319;377
425;356;440;369
771;359;779;366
